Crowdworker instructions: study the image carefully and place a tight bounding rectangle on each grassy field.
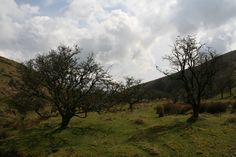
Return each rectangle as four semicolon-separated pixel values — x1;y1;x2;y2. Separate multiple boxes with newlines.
0;103;236;157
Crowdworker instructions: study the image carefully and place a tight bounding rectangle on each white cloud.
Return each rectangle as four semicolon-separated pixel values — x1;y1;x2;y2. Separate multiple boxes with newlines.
0;0;236;81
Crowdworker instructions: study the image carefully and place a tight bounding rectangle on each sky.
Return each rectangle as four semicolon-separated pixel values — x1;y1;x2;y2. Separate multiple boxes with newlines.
1;0;236;82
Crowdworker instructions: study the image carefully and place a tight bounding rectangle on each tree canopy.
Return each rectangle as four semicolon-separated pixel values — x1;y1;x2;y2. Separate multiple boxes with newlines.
11;45;117;129
158;35;217;120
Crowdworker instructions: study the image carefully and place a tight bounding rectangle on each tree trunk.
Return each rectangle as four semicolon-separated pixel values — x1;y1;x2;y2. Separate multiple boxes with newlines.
188;104;199;123
193;106;199;119
221;90;224;99
128;103;133;112
60;115;72;130
229;87;232;97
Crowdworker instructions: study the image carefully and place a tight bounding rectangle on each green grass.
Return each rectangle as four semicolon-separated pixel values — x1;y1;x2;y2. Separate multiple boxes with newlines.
0;104;236;157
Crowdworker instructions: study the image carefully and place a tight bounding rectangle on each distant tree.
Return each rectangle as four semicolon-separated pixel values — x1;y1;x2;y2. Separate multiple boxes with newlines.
121;77;143;112
226;78;234;97
158;35;217;121
11;45;115;130
144;90;168;101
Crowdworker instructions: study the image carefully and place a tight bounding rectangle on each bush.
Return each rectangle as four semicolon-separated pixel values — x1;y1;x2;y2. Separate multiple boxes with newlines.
177;104;192;114
0;130;8;139
155;102;191;117
200;102;228;114
232;101;236;113
162;103;174;114
155;104;164;117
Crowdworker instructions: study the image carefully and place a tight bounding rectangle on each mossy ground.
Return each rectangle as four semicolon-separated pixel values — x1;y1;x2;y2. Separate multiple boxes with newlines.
0;103;236;157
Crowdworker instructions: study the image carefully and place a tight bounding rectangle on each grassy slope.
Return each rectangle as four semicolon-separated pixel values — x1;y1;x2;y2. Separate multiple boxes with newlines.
0;104;235;157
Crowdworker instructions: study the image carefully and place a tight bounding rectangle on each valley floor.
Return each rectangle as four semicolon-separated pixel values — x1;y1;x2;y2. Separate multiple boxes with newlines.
0;104;236;157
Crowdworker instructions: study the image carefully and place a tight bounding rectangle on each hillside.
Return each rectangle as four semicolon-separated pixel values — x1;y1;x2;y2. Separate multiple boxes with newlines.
143;50;236;99
0;56;21;100
0;54;235;157
0;50;236;101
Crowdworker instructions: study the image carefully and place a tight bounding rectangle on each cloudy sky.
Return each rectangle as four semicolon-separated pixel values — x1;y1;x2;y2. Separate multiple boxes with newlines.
1;0;236;82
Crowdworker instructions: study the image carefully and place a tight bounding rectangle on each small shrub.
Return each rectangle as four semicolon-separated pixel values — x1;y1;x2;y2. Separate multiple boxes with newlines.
155;104;164;117
133;119;145;125
177;104;192;114
232;101;236;113
0;130;8;139
163;103;173;114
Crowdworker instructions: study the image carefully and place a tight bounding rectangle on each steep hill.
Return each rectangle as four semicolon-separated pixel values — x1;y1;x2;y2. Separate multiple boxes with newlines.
143;50;236;99
0;56;21;100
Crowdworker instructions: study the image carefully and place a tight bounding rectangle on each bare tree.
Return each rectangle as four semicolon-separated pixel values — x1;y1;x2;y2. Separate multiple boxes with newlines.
158;35;217;121
11;45;115;129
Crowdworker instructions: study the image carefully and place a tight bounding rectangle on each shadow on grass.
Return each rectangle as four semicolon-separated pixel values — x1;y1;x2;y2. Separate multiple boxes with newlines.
0;127;67;156
70;126;113;136
0;149;22;157
0;124;115;156
129;121;191;142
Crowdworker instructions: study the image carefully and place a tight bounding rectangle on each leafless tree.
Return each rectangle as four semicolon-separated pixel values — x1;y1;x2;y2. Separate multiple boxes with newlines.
158;35;217;121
